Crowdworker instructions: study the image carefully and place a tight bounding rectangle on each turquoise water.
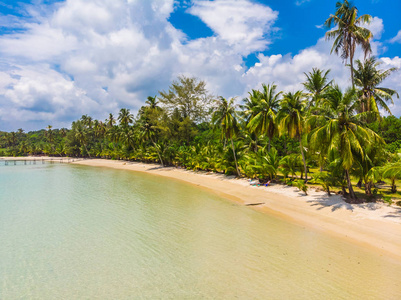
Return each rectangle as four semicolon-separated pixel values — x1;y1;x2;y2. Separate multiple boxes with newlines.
1;162;401;299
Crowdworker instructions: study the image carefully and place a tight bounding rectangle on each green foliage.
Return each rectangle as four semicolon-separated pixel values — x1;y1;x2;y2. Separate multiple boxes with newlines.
295;180;308;195
382;196;393;206
1;69;400;202
312;172;338;196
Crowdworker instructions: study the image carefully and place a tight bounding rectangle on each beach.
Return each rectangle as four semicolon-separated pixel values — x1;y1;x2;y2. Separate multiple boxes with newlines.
70;158;401;261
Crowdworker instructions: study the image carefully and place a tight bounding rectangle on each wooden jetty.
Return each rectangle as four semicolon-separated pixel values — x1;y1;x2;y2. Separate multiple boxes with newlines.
0;157;82;166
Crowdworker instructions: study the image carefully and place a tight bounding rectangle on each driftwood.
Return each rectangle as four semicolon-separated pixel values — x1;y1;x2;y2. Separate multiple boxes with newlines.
245;202;265;206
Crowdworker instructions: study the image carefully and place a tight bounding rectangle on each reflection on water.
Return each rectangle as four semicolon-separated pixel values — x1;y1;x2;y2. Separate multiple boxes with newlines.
0;164;401;299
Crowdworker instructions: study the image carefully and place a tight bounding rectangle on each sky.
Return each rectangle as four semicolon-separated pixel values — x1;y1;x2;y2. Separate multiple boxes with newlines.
0;0;400;131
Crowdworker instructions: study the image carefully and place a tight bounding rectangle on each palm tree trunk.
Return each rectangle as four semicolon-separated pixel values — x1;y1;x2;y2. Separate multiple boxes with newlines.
150;136;164;167
299;136;308;182
268;137;271;152
345;169;356;199
350;54;355;89
231;139;240;177
391;178;397;193
156;150;164;167
84;144;91;158
364;181;372;196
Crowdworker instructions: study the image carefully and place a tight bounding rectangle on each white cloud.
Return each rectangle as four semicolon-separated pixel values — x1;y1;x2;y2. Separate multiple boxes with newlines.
243;37;350;95
188;0;278;55
295;0;311;6
0;0;399;131
366;17;384;40
390;30;401;44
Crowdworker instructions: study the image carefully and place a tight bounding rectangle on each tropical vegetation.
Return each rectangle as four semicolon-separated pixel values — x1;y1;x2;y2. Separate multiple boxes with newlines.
0;1;400;204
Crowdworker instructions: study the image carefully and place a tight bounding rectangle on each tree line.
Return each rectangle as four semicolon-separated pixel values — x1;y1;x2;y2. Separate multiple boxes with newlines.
1;0;400;203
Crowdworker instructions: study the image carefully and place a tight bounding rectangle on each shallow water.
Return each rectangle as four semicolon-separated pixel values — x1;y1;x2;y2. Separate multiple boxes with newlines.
0;162;401;299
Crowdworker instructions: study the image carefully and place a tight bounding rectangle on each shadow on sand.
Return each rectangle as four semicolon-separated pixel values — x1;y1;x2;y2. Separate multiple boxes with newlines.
306;193;401;220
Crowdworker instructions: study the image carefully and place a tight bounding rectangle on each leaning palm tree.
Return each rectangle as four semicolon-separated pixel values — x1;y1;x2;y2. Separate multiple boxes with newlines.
212;97;241;176
353;56;399;114
277;91;308;181
325;0;372;87
309;86;383;199
247;83;282;151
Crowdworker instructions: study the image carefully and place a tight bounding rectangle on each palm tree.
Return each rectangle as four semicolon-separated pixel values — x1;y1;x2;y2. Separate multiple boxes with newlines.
325;0;372;87
81;115;93;128
212;97;241;176
72;121;91;158
382;162;401;193
60;128;67;137
309;86;383;199
303;68;332;109
353;56;399;114
46;125;54;144
119;126;136;151
118;108;134;128
106;113;116;128
145;96;161;110
241;89;262;123
277;91;308;181
247;84;282;151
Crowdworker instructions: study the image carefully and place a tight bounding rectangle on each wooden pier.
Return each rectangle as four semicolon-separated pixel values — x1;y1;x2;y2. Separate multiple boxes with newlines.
0;157;82;166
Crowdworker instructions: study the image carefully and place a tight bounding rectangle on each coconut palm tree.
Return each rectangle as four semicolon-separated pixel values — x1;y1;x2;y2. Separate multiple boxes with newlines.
46;125;54;143
241;89;262;123
212;97;241;176
309;86;383;199
303;68;332;109
118;108;134;128
247;83;282;151
81;115;93;129
382;162;401;193
106;113;116;128
325;0;372;87
277;91;308;181
145;96;161;110
353;56;399;114
60;128;67;137
72;121;91;158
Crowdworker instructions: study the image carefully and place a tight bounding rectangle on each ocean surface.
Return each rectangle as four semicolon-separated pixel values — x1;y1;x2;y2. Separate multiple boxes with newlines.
1;162;401;299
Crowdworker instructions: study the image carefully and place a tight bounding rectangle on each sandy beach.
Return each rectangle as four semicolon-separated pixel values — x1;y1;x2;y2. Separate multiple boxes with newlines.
68;158;401;261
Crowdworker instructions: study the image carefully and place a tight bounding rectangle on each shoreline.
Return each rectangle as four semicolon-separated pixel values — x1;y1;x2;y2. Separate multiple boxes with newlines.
69;158;401;261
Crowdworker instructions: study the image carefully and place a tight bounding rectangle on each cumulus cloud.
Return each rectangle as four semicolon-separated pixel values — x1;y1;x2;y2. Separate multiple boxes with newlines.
188;0;278;55
242;18;398;101
0;0;399;131
0;0;280;130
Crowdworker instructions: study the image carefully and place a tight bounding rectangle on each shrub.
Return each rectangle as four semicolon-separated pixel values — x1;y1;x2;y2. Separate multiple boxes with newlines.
382;195;393;206
295;180;308;195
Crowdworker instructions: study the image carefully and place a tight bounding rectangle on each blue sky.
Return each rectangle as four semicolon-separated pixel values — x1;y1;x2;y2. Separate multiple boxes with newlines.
0;0;400;131
169;0;401;64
